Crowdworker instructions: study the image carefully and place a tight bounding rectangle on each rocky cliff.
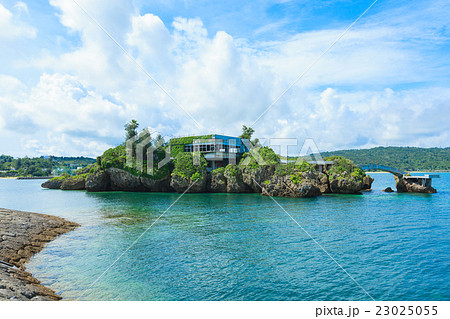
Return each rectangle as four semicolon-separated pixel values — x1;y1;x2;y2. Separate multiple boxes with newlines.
42;151;373;198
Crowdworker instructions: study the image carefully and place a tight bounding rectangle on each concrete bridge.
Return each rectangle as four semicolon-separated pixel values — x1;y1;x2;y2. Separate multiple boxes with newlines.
358;164;407;177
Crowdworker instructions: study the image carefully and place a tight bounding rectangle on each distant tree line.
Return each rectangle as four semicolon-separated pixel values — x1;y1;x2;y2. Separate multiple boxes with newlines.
319;146;450;171
0;155;96;177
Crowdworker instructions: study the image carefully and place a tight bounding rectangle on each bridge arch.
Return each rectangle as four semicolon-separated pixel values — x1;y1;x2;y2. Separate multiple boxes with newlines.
359;164;406;177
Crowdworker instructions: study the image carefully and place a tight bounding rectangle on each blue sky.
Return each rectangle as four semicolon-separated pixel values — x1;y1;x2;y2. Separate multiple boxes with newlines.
0;0;449;157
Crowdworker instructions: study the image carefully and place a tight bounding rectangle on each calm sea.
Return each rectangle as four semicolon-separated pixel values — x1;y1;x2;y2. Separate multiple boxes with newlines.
0;173;448;300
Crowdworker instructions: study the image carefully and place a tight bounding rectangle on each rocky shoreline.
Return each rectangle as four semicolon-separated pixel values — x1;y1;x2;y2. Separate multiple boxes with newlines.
0;208;79;301
42;152;375;197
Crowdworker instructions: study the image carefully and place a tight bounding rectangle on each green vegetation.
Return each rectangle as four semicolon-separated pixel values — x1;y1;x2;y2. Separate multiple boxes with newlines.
325;156;366;181
169;135;213;158
124;119;139;140
239;125;255;140
319;147;450;171
225;164;240;177
239;146;280;169
290;173;303;184
274;161;314;176
211;167;225;175
100;144;127;170
172;152;207;180
0;154;95;177
99;143;171;180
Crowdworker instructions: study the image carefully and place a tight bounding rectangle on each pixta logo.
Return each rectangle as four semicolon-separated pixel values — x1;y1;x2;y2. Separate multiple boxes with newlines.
125;128;171;175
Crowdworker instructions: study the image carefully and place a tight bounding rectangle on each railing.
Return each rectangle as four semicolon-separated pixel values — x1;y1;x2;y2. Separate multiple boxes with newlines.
359;164;406;177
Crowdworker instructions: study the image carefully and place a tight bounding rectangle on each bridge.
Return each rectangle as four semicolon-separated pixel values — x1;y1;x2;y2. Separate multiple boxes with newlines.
358;164;407;177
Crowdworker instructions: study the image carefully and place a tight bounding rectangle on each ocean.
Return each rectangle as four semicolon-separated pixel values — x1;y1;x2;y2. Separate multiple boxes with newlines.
0;173;448;300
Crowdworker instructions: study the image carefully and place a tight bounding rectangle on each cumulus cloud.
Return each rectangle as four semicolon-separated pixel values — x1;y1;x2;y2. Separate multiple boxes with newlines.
0;0;449;157
0;3;36;39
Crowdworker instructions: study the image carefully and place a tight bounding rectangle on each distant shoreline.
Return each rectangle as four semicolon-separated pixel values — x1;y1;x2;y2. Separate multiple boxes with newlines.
365;171;449;174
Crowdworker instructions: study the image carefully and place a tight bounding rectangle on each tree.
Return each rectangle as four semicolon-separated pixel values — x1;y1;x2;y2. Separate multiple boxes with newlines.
124;120;139;140
239;125;255;140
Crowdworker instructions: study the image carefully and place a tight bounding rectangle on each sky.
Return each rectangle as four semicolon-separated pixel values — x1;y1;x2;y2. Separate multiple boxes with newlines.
0;0;449;157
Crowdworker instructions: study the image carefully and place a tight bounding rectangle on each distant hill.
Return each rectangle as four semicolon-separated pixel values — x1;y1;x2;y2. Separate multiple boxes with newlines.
318;147;450;171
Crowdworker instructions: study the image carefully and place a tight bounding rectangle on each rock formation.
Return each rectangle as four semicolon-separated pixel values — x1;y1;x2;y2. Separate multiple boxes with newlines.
42;154;377;198
41;178;64;189
261;171;322;198
327;172;365;194
395;176;437;193
362;175;374;190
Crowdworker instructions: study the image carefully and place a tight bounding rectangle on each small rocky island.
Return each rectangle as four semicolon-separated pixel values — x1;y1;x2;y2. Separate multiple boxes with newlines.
42;143;374;197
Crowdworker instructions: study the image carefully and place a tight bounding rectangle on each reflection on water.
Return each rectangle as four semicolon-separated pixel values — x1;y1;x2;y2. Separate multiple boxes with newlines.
0;173;448;300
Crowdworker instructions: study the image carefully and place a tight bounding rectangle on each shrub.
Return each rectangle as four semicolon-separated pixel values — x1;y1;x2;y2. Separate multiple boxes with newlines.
290;173;303;184
169;135;213;158
326;156;366;181
225;164;240;178
239;146;280;169
211;167;225;175
99;143;171;180
172;152;207;179
274;161;313;176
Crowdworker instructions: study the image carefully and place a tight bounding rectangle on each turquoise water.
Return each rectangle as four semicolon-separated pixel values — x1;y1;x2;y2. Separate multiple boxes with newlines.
0;173;448;300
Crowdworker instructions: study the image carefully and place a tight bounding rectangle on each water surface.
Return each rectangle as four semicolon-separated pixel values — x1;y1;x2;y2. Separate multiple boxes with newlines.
0;173;448;300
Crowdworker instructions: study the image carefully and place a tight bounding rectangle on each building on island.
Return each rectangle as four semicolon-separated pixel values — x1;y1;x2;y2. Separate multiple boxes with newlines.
403;174;440;188
169;134;250;171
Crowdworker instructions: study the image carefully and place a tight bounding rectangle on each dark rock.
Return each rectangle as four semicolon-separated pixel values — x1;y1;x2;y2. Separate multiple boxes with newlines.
328;172;364;194
105;167;173;192
313;172;331;193
60;176;86;190
107;167;143;191
140;175;173;192
241;166;275;193
224;166;251;193
170;172;207;193
362;175;374;190
41;178;64;190
210;170;227;193
383;187;394;193
262;172;322;198
85;170;110;192
395;176;437;193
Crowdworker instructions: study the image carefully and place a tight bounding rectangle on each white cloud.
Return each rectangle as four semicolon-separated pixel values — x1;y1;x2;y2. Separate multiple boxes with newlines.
13;2;29;15
0;3;36;40
0;0;449;157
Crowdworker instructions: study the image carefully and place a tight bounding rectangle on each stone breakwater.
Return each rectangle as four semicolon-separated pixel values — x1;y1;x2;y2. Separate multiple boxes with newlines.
0;208;79;301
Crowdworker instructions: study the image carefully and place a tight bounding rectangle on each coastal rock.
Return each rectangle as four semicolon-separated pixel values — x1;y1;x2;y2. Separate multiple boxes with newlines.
241;166;275;193
85;170;110;192
313;172;331;193
60;175;86;190
328;172;364;194
224;165;251;193
383;187;394;192
140;175;173;192
362;175;374;190
41;178;64;190
209;170;227;193
107;167;143;191
395;176;437;193
170;172;207;193
262;172;322;198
